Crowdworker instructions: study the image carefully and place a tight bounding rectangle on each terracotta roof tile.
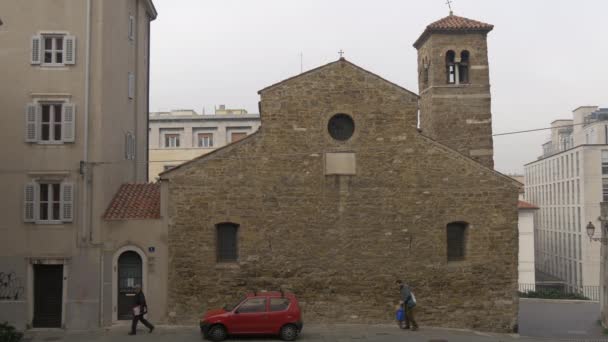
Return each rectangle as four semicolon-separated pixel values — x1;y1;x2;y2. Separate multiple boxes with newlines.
414;14;494;48
103;183;161;220
518;200;539;210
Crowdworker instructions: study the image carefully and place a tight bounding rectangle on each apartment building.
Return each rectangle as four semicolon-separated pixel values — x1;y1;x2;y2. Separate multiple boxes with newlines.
525;106;608;292
0;0;156;329
148;106;261;179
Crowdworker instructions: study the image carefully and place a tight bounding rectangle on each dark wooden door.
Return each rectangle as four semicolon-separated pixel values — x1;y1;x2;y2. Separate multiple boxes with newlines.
33;265;63;328
117;251;142;320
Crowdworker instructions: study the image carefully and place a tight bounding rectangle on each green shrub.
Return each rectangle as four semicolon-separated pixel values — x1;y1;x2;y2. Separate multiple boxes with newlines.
0;322;23;342
518;288;590;300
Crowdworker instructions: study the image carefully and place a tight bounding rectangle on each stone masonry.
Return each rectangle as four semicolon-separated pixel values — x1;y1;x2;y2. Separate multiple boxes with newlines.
416;18;495;169
161;50;520;331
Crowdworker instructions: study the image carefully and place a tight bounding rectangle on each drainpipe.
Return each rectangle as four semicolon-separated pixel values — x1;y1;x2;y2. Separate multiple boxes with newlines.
82;0;91;245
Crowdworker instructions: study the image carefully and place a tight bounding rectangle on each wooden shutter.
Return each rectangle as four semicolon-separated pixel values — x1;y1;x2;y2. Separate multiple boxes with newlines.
128;72;135;99
64;35;76;65
25;103;39;142
62;104;75;142
24;183;36;222
60;182;74;222
31;36;42;64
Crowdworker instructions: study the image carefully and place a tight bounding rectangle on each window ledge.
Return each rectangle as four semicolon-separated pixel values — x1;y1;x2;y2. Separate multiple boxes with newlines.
446;260;469;267
215;262;240;270
35;142;66;146
34;221;68;225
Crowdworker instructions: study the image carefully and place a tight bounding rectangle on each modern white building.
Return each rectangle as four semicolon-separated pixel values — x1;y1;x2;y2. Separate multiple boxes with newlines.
525;106;608;293
148;106;261;179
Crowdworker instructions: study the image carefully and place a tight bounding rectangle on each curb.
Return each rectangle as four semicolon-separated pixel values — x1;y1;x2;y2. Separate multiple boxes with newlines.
520;297;600;304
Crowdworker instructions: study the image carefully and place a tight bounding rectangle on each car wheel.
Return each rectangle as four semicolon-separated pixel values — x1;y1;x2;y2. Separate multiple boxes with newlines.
207;324;227;342
280;324;298;341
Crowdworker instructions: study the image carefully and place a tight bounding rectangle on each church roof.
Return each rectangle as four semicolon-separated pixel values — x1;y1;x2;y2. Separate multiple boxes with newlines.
414;14;494;48
258;58;418;98
103;183;161;220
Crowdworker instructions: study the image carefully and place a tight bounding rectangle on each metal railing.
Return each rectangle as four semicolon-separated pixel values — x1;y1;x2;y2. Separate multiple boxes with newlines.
518;283;600;301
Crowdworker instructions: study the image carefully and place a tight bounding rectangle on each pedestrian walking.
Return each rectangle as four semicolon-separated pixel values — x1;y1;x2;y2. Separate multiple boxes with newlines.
396;279;418;331
129;285;155;335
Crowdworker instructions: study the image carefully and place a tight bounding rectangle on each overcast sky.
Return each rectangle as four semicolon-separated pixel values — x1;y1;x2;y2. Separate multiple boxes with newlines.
149;0;607;174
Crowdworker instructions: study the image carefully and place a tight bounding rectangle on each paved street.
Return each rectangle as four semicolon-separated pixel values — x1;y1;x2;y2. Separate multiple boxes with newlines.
23;299;608;342
518;298;606;339
25;324;532;342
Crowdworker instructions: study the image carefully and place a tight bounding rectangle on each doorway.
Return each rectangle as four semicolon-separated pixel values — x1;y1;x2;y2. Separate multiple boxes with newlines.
117;251;142;320
33;264;63;328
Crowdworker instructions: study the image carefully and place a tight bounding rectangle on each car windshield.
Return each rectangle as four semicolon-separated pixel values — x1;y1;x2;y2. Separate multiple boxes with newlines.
223;296;246;311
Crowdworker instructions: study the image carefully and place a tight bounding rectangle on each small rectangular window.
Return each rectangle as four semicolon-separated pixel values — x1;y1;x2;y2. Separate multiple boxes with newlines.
39;183;61;222
217;223;238;262
231;132;247;143
601;151;608;175
164;134;180;148
602;179;608;202
447;222;466;261
198;133;214;148
128;15;135;41
40;103;63;142
128;72;135;99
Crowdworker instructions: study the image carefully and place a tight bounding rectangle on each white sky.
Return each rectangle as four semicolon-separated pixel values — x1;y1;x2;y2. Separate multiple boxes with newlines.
149;0;607;174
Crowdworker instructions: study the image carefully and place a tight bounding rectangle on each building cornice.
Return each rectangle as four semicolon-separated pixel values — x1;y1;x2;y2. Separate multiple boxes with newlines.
525;144;608;166
144;0;158;20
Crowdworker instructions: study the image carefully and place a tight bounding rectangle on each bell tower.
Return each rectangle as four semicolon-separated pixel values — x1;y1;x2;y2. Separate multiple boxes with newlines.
414;14;495;169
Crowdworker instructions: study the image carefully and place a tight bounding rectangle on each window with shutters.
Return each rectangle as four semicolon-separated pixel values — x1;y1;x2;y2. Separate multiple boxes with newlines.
447;222;468;262
25;101;75;144
24;181;74;224
31;34;76;66
216;223;239;262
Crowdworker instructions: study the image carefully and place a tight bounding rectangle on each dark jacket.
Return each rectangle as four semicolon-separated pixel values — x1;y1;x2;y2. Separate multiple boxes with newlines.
134;291;147;309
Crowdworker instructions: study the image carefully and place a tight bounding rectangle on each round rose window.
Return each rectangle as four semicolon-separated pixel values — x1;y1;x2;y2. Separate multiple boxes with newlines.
328;113;355;141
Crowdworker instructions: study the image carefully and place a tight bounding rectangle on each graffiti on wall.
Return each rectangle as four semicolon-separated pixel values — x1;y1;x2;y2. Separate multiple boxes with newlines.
0;272;24;300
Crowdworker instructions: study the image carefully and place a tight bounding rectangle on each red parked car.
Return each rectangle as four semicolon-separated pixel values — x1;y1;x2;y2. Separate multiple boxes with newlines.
200;291;303;341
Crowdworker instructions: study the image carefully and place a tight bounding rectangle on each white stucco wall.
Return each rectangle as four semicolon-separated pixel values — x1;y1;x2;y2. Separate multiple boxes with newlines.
518;209;536;287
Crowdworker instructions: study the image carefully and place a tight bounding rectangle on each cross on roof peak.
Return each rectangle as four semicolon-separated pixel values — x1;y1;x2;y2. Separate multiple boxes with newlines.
338;49;344;59
446;0;454;15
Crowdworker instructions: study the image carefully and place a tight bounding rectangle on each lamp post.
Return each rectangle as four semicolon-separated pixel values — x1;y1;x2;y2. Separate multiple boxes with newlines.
587;203;608;244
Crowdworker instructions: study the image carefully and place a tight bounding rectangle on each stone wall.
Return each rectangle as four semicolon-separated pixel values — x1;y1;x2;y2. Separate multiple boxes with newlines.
163;60;519;332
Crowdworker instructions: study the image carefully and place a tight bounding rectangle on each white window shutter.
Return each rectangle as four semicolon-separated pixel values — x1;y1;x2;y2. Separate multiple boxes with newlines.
25;103;39;142
62;103;76;143
61;182;74;222
23;183;36;222
128;72;135;99
31;36;42;64
64;35;76;65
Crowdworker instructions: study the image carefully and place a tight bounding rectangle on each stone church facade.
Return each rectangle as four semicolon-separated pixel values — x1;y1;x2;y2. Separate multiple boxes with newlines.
161;14;520;332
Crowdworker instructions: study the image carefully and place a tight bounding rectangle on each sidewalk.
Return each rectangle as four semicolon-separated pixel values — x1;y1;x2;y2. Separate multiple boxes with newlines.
23;323;562;342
